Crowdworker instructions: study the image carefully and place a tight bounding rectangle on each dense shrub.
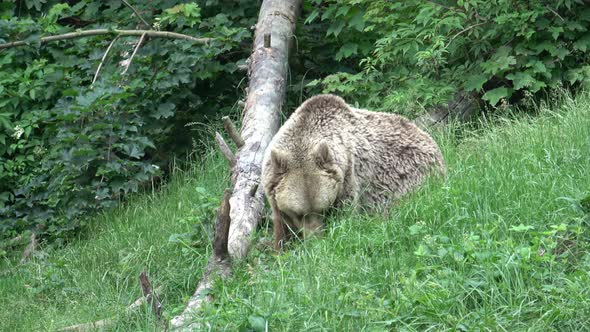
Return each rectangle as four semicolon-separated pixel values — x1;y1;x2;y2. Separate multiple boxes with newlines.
0;1;257;239
303;0;590;115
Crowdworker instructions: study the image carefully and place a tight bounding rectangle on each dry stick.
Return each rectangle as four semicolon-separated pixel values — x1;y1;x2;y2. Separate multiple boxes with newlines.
139;271;165;328
222;116;245;148
169;189;232;330
0;29;211;50
215;132;236;167
121;0;151;28
20;233;37;264
58;286;163;331
92;36;120;85
121;33;146;75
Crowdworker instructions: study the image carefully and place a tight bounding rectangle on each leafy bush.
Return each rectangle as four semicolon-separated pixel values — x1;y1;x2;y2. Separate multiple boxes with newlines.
0;1;256;239
303;0;590;115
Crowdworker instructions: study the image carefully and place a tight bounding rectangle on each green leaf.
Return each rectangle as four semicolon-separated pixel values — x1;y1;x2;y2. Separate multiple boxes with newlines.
347;7;365;32
528;79;546;93
326;20;346;37
335;5;350;18
506;72;535;90
248;316;266;332
335;43;358;61
464;74;488;92
510;224;535;232
566;66;590;84
482;46;516;74
153;102;176;119
573;33;590;52
482;87;510;106
548;26;563;40
304;9;320;24
25;0;46;11
123;144;144;159
526;60;547;74
552;47;569;60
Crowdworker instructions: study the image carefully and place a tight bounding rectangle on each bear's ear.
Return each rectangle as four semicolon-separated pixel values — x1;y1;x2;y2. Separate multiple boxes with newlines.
314;141;334;168
270;148;289;173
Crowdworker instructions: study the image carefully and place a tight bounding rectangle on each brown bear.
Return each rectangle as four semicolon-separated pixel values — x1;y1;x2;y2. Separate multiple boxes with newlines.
261;94;445;250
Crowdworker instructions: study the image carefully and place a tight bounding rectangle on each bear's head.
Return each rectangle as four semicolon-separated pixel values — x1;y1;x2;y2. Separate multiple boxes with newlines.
265;140;344;236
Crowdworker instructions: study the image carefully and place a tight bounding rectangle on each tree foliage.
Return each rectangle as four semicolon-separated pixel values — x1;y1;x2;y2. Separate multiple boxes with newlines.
303;0;590;115
0;0;256;240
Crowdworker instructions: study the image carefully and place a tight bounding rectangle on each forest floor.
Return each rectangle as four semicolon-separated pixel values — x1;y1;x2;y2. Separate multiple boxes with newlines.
1;94;590;331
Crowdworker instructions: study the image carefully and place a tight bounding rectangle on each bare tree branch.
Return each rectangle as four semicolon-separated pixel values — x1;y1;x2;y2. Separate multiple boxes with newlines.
121;0;151;28
546;6;564;21
446;22;488;48
0;29;211;50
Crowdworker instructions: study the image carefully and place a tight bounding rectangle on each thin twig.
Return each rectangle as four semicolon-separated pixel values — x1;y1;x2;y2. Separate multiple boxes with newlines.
222;116;245;148
92;36;120;85
0;29;211;50
445;21;488;48
546;6;564;21
121;0;151;28
122;33;146;75
215;132;236;167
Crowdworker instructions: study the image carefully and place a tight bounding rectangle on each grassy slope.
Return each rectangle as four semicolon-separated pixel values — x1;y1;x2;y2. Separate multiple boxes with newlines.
0;153;230;331
1;95;590;331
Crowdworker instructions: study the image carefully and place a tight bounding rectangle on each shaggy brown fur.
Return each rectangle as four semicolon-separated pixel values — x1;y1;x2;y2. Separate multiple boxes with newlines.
262;94;445;249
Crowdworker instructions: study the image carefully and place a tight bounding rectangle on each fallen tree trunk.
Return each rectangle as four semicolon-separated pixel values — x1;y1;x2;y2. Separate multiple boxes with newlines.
169;0;302;328
227;0;302;259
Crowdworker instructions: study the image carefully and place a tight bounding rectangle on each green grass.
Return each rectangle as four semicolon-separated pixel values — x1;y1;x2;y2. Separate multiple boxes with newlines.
0;153;230;331
2;94;590;331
